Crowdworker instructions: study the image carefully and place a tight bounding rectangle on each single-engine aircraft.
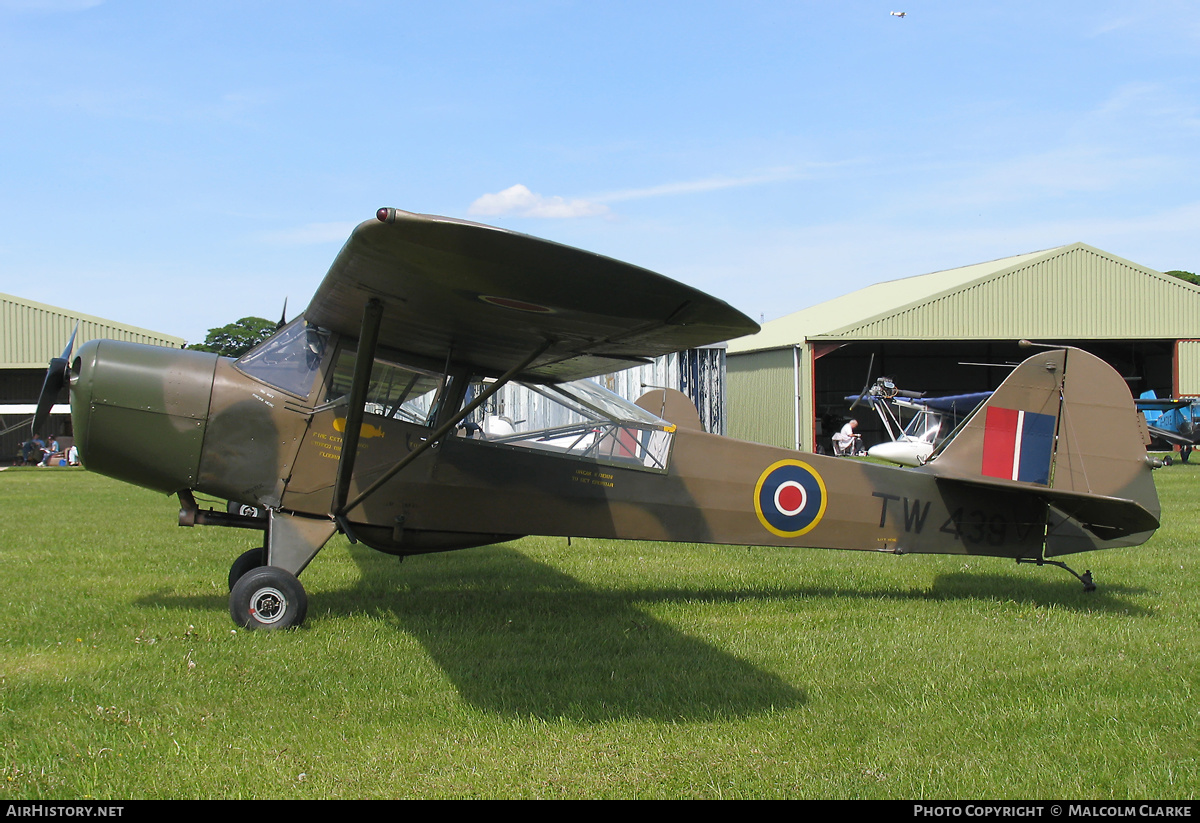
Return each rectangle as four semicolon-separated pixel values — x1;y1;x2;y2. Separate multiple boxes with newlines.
845;377;992;467
1136;390;1197;462
34;208;1163;628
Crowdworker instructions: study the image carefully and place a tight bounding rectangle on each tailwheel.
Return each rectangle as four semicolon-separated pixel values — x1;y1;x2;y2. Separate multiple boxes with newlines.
228;546;266;591
1016;556;1097;592
230;566;308;630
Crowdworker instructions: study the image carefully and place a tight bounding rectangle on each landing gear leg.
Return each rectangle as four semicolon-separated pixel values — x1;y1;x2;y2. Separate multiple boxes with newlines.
225;510;337;630
1016;557;1097;591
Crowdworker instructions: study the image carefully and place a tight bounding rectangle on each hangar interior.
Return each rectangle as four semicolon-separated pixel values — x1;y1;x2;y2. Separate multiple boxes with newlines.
812;338;1178;454
0;292;184;464
726;243;1200;455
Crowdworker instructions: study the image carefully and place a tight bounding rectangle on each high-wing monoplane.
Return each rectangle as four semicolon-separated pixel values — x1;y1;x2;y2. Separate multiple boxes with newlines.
36;209;1163;628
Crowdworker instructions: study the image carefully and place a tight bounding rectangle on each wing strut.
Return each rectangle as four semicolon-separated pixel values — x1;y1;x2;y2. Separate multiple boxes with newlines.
334;338;554;526
331;298;385;519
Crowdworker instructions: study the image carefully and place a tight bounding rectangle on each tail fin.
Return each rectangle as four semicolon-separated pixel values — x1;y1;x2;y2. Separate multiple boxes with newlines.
927;346;1160;554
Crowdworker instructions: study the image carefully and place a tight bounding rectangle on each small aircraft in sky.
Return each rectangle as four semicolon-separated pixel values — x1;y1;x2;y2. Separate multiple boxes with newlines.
35;208;1162;628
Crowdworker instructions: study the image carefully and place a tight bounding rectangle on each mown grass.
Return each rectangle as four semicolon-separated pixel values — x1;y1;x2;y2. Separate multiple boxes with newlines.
0;463;1195;799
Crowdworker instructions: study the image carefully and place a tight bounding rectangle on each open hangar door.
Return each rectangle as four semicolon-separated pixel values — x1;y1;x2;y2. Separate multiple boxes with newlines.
810;339;1177;455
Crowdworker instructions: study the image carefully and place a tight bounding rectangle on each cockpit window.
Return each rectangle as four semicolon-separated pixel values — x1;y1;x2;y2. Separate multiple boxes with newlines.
235;320;329;398
463;378;675;471
325;348;445;427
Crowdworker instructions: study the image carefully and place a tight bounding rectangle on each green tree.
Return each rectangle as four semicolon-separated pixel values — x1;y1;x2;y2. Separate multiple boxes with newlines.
1166;270;1200;286
188;317;278;357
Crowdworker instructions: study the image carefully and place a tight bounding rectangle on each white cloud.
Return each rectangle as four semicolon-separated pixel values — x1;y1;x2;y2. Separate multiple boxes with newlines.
593;167;820;203
468;168;825;220
468;184;609;219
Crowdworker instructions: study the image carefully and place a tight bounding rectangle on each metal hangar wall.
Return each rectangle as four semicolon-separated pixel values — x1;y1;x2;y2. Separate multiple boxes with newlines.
1;292;185;462
725;243;1200;455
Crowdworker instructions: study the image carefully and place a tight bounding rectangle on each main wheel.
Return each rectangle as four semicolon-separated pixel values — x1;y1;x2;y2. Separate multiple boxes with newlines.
229;566;308;630
228;547;266;590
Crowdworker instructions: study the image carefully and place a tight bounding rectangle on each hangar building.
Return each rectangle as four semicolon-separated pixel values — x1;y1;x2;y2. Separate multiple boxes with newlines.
725;243;1200;454
1;292;184;463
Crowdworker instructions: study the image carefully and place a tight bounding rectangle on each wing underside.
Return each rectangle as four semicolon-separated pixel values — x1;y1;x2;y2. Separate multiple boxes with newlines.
304;209;760;381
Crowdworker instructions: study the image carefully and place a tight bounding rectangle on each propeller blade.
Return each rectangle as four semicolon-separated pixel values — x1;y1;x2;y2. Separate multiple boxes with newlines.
277;298;289;329
32;324;78;436
850;353;875;410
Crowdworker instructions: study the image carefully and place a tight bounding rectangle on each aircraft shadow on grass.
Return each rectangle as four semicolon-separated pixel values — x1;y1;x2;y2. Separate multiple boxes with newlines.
623;572;1152;616
135;544;1150;720
138;545;804;721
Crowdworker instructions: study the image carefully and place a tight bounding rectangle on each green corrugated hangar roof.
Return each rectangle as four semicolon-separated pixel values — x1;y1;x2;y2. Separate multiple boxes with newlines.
728;242;1200;354
725;243;1200;454
1;292;184;369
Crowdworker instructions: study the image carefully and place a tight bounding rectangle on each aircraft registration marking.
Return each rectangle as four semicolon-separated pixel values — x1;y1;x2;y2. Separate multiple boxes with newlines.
873;492;1040;545
753;460;827;538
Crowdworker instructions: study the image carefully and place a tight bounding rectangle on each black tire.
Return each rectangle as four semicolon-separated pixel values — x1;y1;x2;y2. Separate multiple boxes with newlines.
228;547;266;591
229;566;308;630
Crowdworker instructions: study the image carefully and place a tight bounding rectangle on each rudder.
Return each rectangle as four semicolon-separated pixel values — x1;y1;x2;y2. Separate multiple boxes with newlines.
926;346;1160;554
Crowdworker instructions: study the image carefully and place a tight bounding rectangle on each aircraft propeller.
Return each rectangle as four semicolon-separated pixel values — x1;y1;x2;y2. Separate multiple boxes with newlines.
850;353;876;411
32;324;78;436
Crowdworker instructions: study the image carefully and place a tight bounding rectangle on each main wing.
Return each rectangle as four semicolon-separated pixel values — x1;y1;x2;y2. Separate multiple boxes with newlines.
304;208;759;382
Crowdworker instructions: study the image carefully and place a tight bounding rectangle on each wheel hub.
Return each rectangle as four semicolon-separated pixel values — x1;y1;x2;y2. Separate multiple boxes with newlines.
249;586;288;624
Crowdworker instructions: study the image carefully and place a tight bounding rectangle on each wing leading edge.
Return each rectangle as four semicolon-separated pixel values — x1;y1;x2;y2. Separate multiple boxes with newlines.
304;208;760;382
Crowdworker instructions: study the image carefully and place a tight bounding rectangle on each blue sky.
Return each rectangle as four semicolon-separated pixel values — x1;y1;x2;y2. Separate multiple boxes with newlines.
2;1;1198;345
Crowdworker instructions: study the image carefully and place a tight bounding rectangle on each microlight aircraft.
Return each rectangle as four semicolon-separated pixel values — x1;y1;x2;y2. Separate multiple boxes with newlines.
845;377;992;467
35;209;1162;628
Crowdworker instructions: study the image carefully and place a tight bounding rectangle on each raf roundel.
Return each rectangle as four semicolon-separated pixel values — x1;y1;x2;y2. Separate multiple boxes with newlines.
753;460;828;538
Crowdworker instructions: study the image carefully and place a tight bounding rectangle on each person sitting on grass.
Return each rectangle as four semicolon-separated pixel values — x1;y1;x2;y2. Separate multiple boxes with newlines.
38;435;63;467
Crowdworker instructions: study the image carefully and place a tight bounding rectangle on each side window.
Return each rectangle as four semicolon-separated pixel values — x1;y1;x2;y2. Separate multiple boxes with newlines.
463;377;675;471
325;348;445;427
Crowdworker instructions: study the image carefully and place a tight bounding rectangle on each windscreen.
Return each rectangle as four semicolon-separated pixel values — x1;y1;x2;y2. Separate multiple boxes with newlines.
235;320;329;398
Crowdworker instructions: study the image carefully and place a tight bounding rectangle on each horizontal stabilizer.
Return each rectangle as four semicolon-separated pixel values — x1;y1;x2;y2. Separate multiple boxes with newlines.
1044;506;1156;556
926;345;1161;555
943;474;1159;540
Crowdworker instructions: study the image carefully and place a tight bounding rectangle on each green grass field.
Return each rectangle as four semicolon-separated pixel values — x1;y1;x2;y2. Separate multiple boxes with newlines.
0;464;1196;799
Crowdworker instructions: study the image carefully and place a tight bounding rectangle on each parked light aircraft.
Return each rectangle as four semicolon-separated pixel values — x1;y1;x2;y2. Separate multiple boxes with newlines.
1136;390;1196;462
35;209;1162;627
845;378;992;467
